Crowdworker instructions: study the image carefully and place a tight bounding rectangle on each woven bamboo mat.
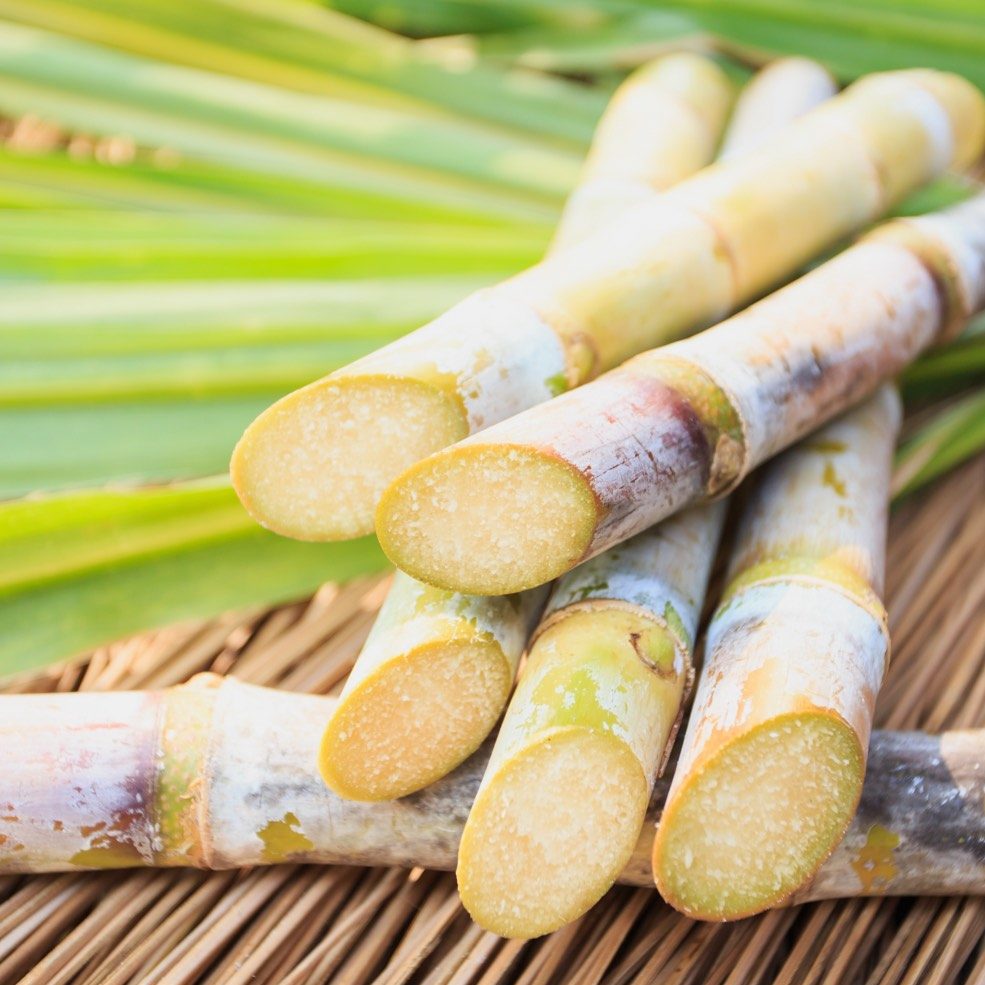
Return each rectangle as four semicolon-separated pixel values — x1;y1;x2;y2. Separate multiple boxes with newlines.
1;447;983;985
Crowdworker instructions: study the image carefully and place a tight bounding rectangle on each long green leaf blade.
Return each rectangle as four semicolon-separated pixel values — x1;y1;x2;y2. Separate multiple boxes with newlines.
893;389;985;498
452;0;985;88
0;275;495;495
0;146;536;219
0;22;578;220
0;211;549;282
0;0;604;145
0;481;387;677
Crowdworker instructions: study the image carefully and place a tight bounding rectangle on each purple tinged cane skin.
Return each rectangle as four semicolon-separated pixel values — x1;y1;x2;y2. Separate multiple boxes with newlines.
234;69;982;543
2;675;985;926
377;195;985;595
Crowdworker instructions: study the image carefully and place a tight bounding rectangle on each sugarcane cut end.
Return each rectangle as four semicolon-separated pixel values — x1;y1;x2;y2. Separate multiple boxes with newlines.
231;373;468;542
376;444;598;595
457;726;648;939
319;634;514;801
653;710;864;921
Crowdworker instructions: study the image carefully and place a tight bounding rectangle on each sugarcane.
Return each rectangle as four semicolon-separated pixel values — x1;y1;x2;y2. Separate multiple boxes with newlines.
454;58;836;939
231;68;982;543
230;54;734;542
317;55;731;804
318;574;547;801
456;504;726;939
551;53;734;248
5;675;985;914
377;194;985;595
717;57;837;159
652;388;899;921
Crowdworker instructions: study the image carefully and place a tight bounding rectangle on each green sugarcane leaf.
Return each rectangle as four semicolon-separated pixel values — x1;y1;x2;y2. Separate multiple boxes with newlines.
0;146;545;220
893;389;985;499
326;0;614;38
0;398;278;497
0;0;604;146
462;12;701;74
0;275;495;495
0;22;579;221
451;0;985;88
0;275;489;357
0;480;388;678
902;319;985;397
893;177;980;218
0;211;549;282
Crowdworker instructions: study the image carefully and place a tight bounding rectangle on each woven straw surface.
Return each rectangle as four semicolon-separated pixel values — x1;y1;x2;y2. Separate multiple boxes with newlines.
1;445;983;985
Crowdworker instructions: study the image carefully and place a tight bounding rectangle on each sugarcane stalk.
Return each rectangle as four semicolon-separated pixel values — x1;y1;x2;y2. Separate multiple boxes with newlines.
456;503;726;939
377;194;985;595
551;54;734;249
652;388;899;922
453;57;839;939
317;54;730;804
4;675;985;914
717;57;837;159
230;54;733;542
318;574;547;801
232;68;982;543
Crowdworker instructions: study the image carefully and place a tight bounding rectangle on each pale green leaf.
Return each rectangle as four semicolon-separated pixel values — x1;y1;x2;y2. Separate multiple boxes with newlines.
0;480;387;677
0;22;579;221
893;389;985;498
0;211;549;282
0;0;604;145
0;276;493;495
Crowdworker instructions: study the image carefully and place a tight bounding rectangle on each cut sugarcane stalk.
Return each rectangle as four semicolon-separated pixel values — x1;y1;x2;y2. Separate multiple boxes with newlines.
377;194;985;594
457;503;726;938
4;675;985;915
717;57;837;159
318;55;730;804
319;574;547;801
652;387;900;921
550;53;733;249
230;54;733;541
234;68;983;544
454;59;836;937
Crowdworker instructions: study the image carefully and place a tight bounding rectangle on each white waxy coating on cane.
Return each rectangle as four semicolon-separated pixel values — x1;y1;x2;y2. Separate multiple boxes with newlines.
0;690;160;871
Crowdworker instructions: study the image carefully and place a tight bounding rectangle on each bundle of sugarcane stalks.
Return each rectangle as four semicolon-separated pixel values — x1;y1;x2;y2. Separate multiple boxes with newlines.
241;55;985;934
2;453;982;984
3;27;985;985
